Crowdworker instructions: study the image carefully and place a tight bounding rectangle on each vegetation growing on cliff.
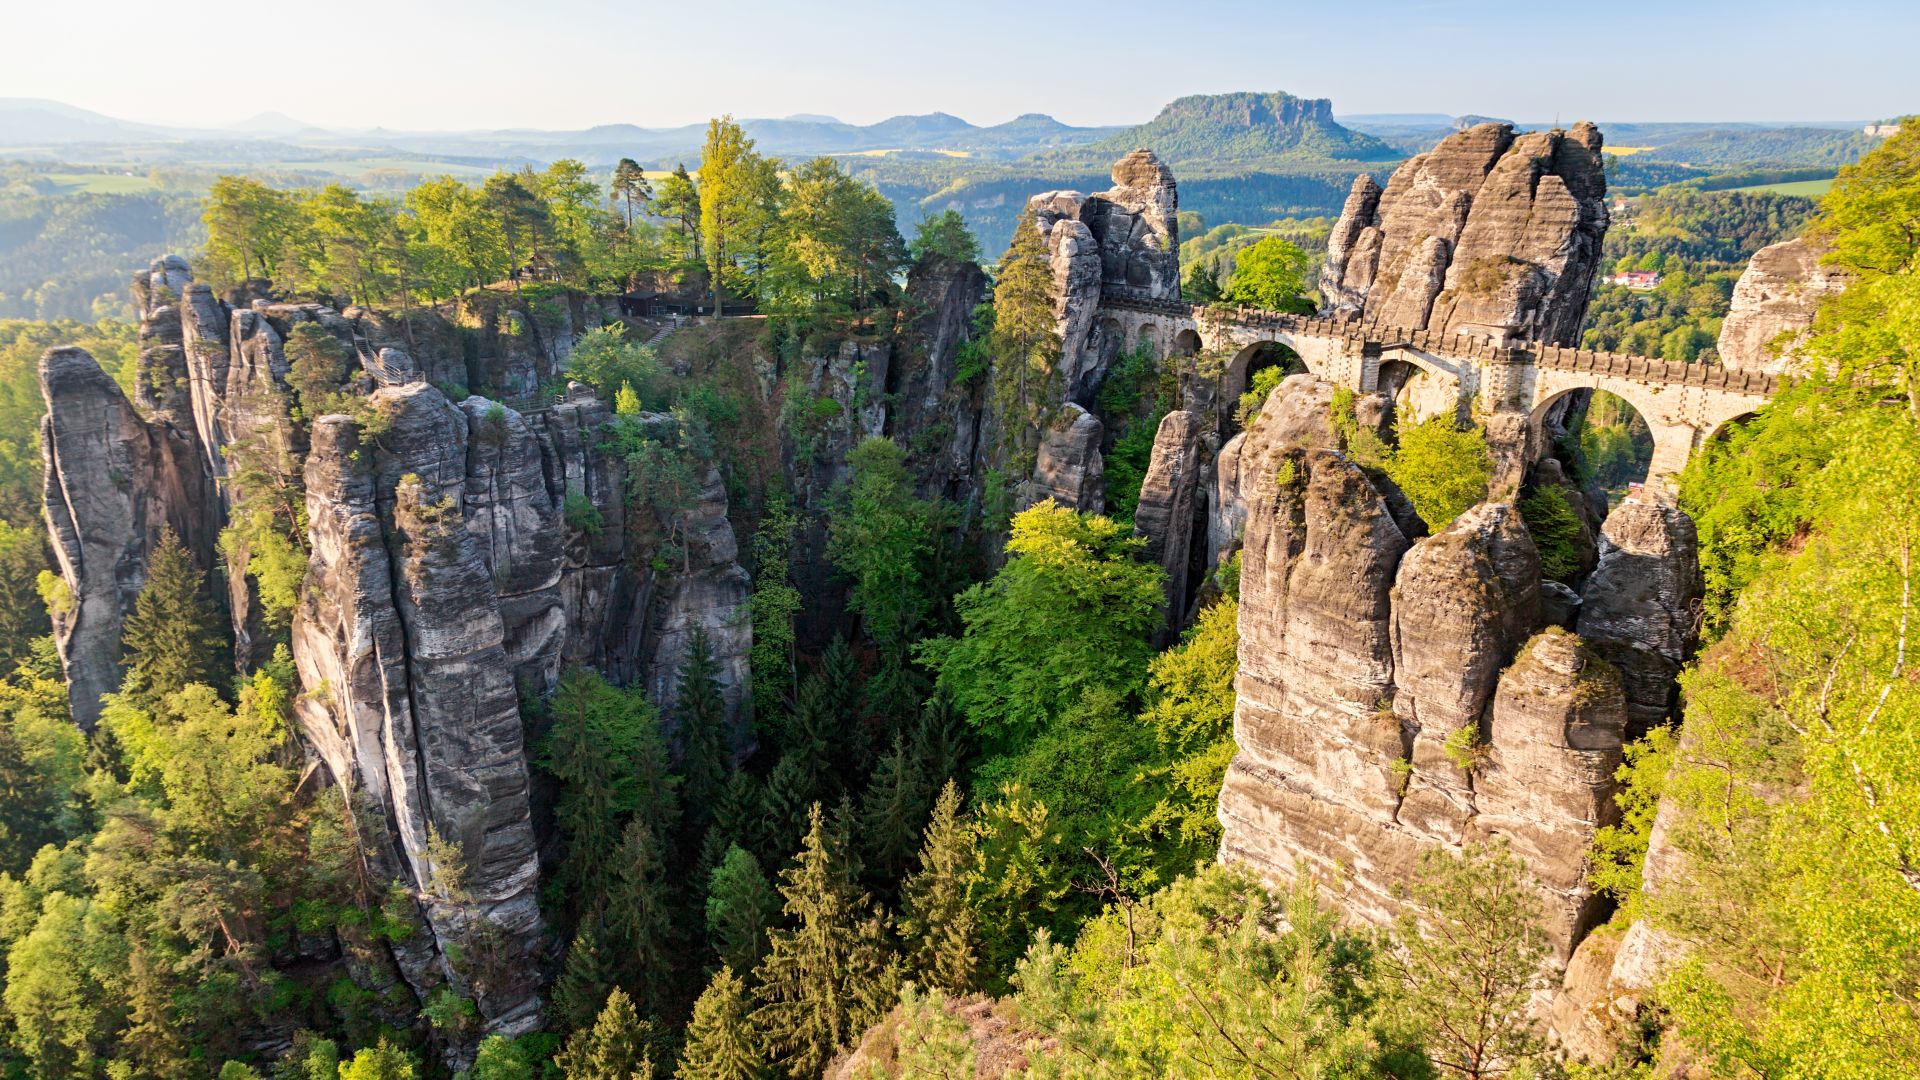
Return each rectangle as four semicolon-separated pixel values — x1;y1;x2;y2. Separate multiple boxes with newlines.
1599;121;1920;1075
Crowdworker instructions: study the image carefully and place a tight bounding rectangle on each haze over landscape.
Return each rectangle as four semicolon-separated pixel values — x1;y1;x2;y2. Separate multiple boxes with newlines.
0;4;1916;1079
3;0;1910;129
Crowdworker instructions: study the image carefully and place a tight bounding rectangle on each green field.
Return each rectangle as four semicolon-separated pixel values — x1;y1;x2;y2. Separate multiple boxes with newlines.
40;172;158;194
1721;177;1834;198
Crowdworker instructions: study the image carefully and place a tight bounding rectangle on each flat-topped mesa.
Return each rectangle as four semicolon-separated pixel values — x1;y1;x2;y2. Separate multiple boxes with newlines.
1321;121;1610;346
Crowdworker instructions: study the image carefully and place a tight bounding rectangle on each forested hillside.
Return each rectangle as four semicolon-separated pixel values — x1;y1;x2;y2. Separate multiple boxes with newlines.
0;104;1911;1080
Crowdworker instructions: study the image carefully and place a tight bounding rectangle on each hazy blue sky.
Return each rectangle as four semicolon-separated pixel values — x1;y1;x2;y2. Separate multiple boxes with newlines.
7;0;1912;130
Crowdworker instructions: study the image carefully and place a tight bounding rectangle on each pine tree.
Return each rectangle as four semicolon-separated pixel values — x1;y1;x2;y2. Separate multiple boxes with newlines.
120;527;224;711
760;754;818;866
678;967;765;1080
911;696;970;790
675;629;732;838
551;927;617;1031
751;805;897;1078
705;844;776;976
858;731;930;885
555;987;655;1080
603;817;676;1017
697;771;762;882
899;780;980;994
543;669;626;915
827;795;866;895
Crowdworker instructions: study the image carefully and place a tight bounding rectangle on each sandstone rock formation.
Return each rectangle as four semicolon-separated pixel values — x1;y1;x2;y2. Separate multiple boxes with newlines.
39;256;760;1041
1577;498;1702;734
1217;375;1630;957
1321;122;1609;345
39;346;218;728
892;254;990;501
1023;402;1105;512
1132;410;1211;642
1027;149;1181;406
1716;236;1849;374
294;387;545;1033
1473;628;1628;954
1391;502;1542;844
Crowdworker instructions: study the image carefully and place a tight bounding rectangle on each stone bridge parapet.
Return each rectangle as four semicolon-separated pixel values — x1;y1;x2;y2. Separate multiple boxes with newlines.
1093;296;1779;491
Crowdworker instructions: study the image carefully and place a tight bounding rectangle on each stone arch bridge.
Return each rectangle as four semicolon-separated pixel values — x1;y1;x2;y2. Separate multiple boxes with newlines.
1096;295;1779;491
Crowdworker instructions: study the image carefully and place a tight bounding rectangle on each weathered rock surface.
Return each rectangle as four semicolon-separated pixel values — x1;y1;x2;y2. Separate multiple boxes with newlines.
892;253;990;501
1391;502;1541;843
1024;402;1105;513
1218;375;1630;956
1716;236;1849;374
1027;149;1181;406
1577;498;1701;734
1474;628;1627;955
1132;409;1210;642
293;386;544;1033
40;257;761;1042
1321;122;1609;345
1219;377;1412;921
39;346;218;727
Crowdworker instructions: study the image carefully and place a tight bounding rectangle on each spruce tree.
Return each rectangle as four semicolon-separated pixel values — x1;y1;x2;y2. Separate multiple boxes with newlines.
817;637;872;773
899;780;980;994
910;696;970;791
751;805;897;1079
120;527;224;711
858;731;930;885
542;669;626;915
626;690;681;858
555;987;655;1080
697;771;762;882
603;817;676;1017
779;668;837;798
675;629;731;837
678;967;765;1080
760;754;817;866
551;927;617;1031
705;844;776;976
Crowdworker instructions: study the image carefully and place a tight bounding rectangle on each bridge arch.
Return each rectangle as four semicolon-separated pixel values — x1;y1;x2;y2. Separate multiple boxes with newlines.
1528;386;1663;495
1701;409;1760;448
1223;340;1305;416
1134;322;1161;356
1373;353;1467;425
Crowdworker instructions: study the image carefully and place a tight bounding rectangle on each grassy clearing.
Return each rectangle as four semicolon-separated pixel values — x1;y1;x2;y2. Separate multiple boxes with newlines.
1718;177;1834;198
1607;145;1657;156
41;172;157;194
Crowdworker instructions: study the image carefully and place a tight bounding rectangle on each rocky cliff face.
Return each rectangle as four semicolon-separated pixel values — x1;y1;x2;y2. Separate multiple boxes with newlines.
39;257;758;1038
1716;236;1849;374
1577;499;1702;735
39;345;219;728
295;391;545;1031
1022;150;1182;514
1321;122;1609;345
1216;374;1671;959
1132;409;1212;642
892;254;990;504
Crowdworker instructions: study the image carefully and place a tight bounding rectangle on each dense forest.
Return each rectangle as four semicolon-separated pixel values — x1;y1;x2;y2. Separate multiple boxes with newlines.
0;108;1911;1080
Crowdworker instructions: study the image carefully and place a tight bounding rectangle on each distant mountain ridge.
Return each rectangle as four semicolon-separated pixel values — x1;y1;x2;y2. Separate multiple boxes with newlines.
1059;91;1401;173
0;98;1121;163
